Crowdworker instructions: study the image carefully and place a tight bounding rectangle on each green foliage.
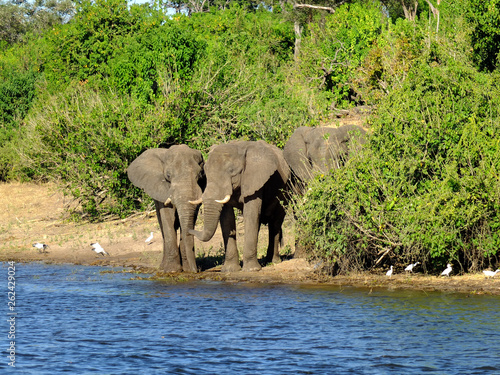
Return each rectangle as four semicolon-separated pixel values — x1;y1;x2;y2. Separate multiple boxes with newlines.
0;1;25;45
0;60;40;180
107;24;206;103
0;69;38;144
466;0;500;71
42;0;176;100
0;0;74;45
18;85;190;219
355;17;425;104
7;4;308;219
171;6;303;147
297;61;500;273
297;1;386;107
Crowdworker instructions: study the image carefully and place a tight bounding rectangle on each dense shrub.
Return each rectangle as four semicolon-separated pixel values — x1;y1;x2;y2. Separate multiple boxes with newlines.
296;61;500;274
19;85;190;219
0;66;39;180
175;6;303;147
466;0;500;72
6;4;312;219
41;0;204;104
0;69;38;144
297;1;386;108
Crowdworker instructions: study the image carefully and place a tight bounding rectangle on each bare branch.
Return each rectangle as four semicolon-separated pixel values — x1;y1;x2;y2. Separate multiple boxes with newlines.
293;3;336;13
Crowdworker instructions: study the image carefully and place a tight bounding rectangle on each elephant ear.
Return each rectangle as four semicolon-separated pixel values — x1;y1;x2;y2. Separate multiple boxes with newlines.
283;127;313;182
127;148;171;202
241;141;284;198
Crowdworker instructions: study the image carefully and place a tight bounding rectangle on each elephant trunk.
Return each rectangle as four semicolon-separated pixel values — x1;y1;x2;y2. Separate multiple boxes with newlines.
177;202;198;272
172;181;202;272
190;201;223;242
176;201;197;234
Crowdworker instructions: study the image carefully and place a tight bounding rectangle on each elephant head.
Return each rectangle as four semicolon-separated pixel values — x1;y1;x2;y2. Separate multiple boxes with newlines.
191;140;289;243
284;124;366;186
127;145;205;272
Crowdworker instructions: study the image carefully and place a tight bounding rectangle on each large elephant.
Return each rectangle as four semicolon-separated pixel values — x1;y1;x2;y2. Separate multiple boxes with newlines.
127;145;205;273
283;124;366;192
190;140;290;272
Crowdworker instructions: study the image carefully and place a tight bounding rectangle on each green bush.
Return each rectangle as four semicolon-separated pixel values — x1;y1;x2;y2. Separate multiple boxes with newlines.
0;69;38;144
466;0;500;72
297;1;386;107
355;17;425;104
171;6;305;147
0;65;39;181
41;0;205;104
296;61;500;274
18;85;189;219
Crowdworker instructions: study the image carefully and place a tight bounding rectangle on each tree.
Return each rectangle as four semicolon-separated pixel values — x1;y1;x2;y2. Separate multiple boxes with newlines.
0;1;26;44
0;0;75;45
467;0;500;71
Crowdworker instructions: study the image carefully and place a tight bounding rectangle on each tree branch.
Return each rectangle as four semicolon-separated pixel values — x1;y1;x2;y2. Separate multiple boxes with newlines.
293;4;336;13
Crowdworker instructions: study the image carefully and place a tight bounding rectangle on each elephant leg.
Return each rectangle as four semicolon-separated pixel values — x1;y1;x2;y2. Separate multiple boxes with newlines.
242;197;262;272
266;205;285;264
155;200;182;273
221;205;240;272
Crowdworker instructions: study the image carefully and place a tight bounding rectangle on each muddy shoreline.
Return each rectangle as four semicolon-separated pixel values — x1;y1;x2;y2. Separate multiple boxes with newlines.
3;252;500;296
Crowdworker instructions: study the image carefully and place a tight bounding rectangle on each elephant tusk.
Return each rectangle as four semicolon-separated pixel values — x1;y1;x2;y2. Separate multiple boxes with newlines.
215;195;231;204
164;197;172;205
188;197;203;205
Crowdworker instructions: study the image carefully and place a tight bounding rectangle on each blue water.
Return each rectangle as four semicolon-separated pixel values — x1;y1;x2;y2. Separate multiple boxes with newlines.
1;262;499;374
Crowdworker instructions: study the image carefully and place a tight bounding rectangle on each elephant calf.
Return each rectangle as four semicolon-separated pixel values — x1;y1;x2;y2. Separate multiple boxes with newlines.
127;145;205;273
190;140;290;272
283;124;366;192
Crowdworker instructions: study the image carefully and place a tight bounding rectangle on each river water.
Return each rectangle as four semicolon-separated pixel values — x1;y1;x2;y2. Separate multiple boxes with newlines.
2;262;499;374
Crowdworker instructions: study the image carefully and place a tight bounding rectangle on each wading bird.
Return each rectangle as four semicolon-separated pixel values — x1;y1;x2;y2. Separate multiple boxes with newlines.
405;262;420;273
440;263;452;277
386;265;393;278
482;269;500;278
32;242;49;253
145;231;154;244
90;242;109;256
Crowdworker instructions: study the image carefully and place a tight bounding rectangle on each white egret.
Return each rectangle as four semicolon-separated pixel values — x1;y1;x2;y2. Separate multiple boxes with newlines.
405;262;420;273
482;269;500;278
145;231;154;244
386;265;393;278
440;263;452;277
90;242;109;256
32;242;49;253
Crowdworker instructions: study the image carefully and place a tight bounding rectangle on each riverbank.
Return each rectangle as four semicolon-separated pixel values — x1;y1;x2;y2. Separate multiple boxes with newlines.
1;182;500;295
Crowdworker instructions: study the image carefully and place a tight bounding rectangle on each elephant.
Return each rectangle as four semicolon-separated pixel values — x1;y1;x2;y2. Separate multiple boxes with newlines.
189;140;290;272
283;124;366;193
127;145;205;273
283;125;366;258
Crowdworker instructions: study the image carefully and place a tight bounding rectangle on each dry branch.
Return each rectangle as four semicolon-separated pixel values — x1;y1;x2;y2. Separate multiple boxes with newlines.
293;3;336;13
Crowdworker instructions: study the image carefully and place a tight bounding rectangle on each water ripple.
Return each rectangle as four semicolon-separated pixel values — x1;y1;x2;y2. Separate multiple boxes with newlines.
3;262;500;374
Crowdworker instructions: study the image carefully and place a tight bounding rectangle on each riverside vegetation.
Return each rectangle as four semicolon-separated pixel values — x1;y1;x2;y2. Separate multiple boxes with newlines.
1;0;499;276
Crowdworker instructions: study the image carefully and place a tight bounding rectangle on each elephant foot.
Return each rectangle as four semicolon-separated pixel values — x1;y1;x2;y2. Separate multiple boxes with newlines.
242;260;262;272
160;263;183;273
221;262;241;272
271;255;282;264
183;265;198;273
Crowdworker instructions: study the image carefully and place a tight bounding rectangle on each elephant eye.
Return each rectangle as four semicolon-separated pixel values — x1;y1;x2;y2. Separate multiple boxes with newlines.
165;172;172;181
